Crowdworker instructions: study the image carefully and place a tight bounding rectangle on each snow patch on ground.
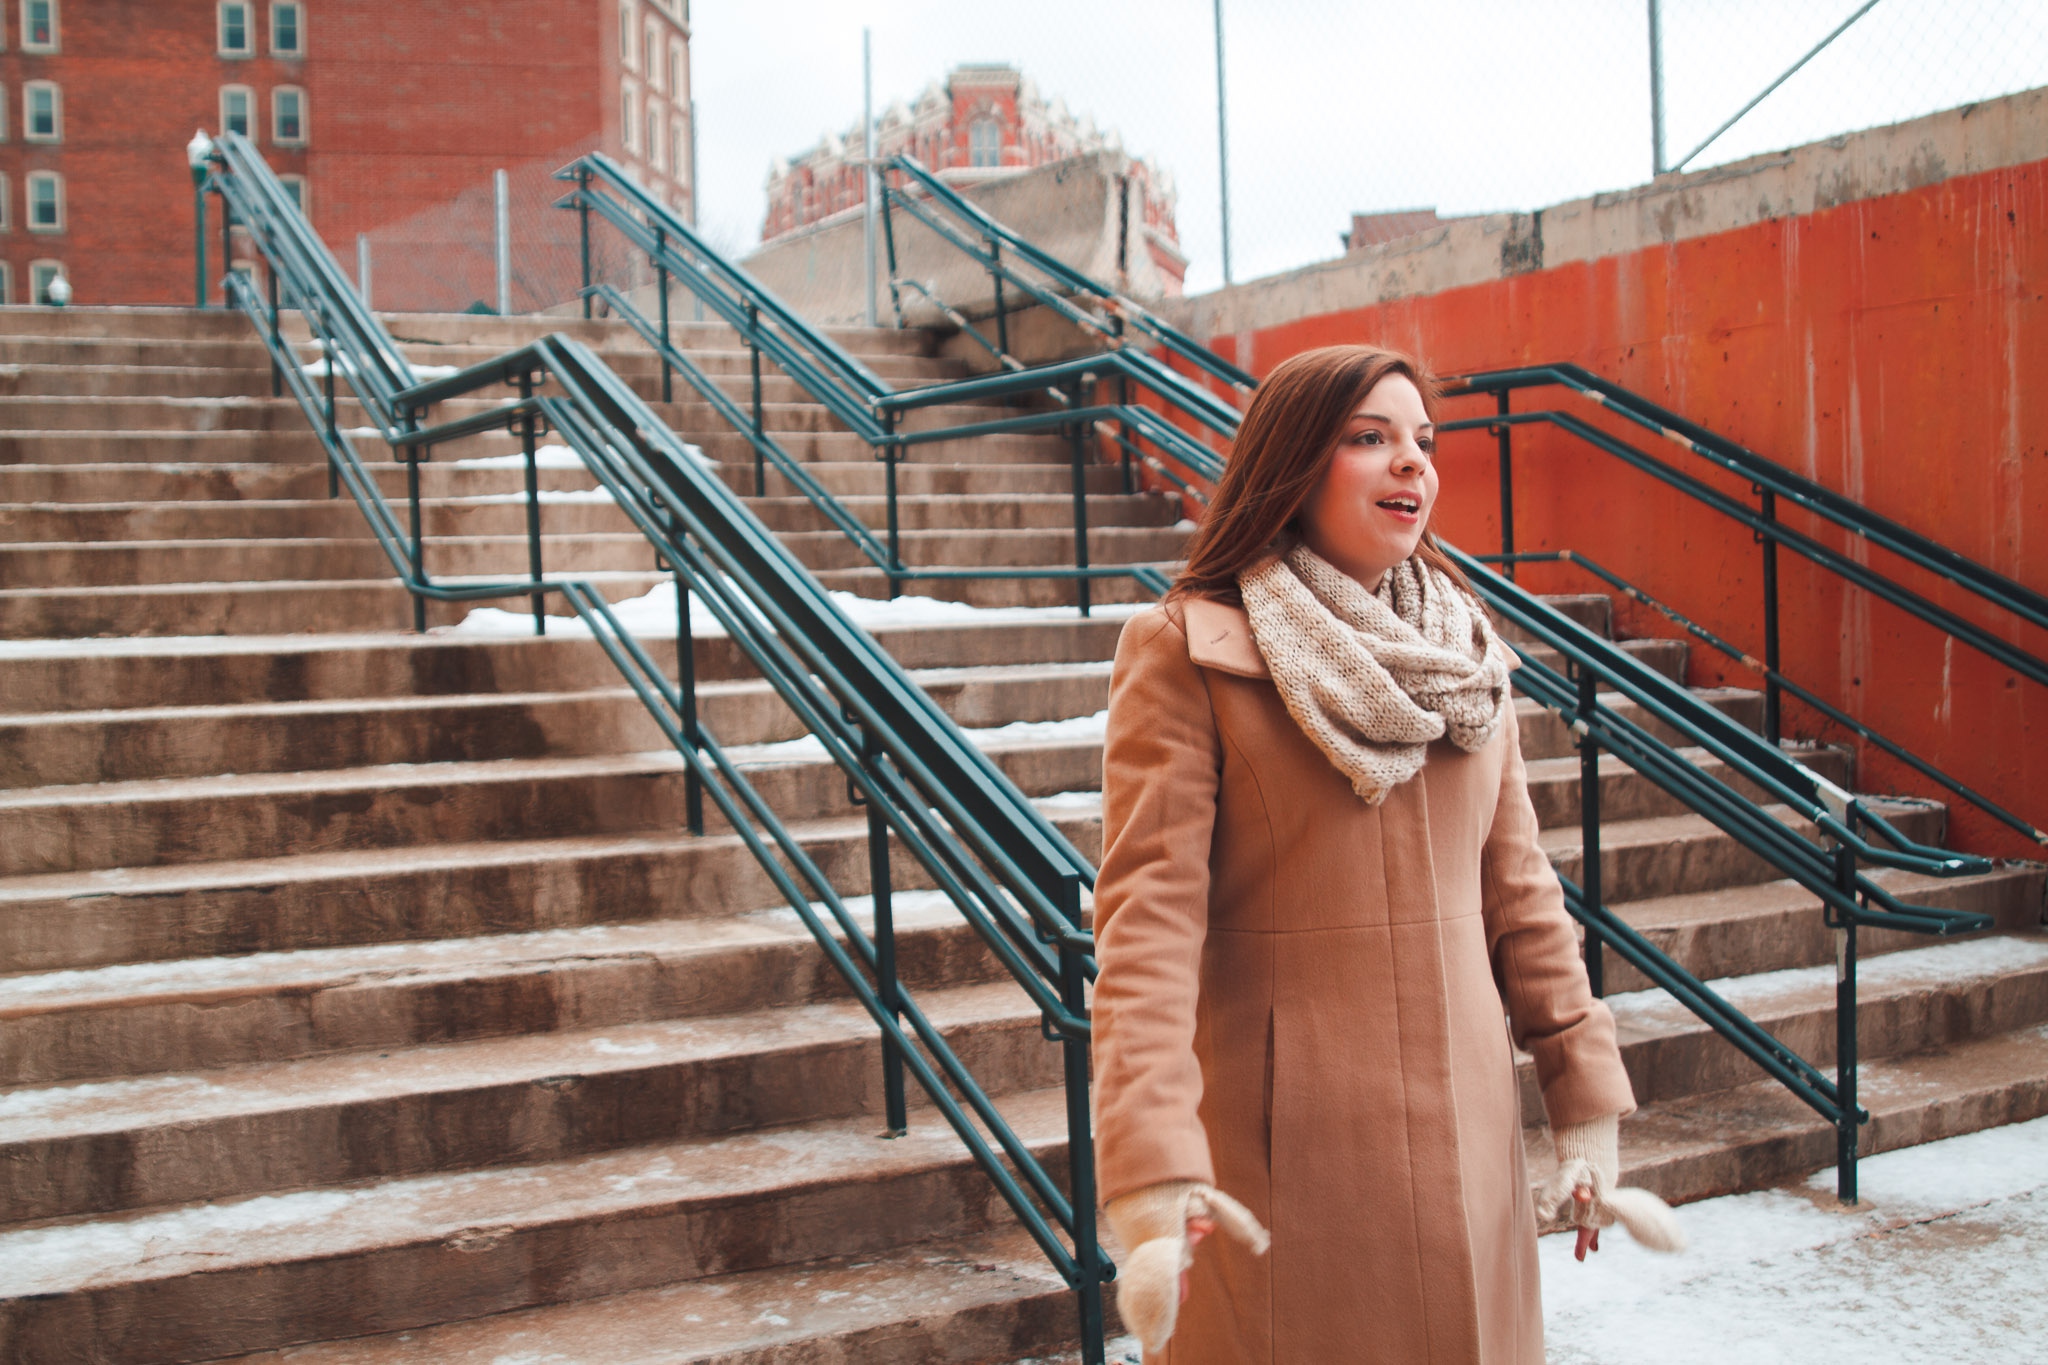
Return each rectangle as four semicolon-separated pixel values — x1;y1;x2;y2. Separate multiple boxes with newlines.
1541;1114;2048;1363
440;581;1146;641
449;443;588;470
726;710;1106;766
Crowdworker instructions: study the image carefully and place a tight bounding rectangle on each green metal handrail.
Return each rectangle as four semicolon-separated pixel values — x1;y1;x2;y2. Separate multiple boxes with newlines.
1440;365;2048;852
202;131;1114;1358
562;142;2003;1203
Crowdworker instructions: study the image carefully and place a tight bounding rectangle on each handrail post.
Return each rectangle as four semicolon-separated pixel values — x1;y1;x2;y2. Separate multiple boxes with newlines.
673;542;703;835
1113;323;1134;496
1833;820;1860;1203
1067;378;1093;617
1578;664;1603;996
266;266;282;397
1057;873;1109;1365
746;300;765;497
863;722;907;1137
879;177;905;327
578;168;593;320
882;408;902;599
1495;389;1516;582
321;316;339;499
990;237;1010;362
1758;486;1781;745
219;186;235;316
404;437;426;634
518;372;545;634
193;173;209;307
655;225;673;405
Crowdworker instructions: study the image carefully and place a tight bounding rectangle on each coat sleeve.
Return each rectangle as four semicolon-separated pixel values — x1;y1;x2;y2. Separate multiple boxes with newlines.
1479;710;1638;1130
1091;605;1222;1203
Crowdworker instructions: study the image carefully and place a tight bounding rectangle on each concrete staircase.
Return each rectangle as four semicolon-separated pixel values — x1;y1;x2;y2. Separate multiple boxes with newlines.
0;307;2041;1363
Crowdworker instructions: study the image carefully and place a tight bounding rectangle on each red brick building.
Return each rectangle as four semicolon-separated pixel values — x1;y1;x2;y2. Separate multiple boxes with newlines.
761;63;1184;290
0;0;694;308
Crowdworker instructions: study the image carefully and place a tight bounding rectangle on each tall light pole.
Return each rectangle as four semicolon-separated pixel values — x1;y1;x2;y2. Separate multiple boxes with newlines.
1213;0;1233;286
863;28;878;327
1648;0;1667;175
187;130;212;307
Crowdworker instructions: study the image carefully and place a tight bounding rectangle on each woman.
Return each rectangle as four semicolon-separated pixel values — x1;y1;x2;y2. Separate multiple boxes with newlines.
1091;345;1679;1363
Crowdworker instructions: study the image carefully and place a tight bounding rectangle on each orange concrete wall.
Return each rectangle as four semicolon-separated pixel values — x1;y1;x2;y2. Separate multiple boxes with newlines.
1198;157;2048;857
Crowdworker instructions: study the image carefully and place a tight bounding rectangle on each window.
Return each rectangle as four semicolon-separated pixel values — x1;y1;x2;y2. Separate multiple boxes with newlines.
668;41;685;100
645;20;662;89
23;1;57;53
30;260;62;304
27;174;63;232
621;85;637;153
270;2;303;56
671;117;687;178
0;85;9;141
218;2;252;56
0;174;10;230
0;264;12;306
279;175;307;214
646;107;663;171
969;118;1000;168
619;1;636;68
272;86;306;144
220;85;253;138
24;82;59;142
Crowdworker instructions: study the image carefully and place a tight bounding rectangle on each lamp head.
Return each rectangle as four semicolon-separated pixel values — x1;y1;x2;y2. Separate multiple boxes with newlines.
45;274;71;307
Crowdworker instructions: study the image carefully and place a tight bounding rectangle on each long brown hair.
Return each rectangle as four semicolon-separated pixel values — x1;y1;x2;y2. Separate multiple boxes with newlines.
1170;344;1468;605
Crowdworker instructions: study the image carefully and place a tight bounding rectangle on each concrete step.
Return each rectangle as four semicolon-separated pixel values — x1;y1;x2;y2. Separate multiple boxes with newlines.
1605;864;2046;990
0;1084;1080;1364
0;806;1102;976
0;734;1106;875
0;458;1130;504
0;662;1116;785
0;490;1178;543
0;525;1189;589
0;977;1066;1222
219;1224;1094;1365
0;569;671;638
0;619;1129;713
0;394;1022;439
0;892;1008;1087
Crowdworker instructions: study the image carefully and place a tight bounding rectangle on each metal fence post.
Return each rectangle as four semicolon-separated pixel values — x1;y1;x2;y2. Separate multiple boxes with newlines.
1578;665;1604;996
192;176;209;307
1833;823;1861;1204
990;238;1009;361
880;173;905;327
321;319;339;499
1058;873;1109;1365
1068;378;1093;618
746;301;765;496
405;439;427;634
518;372;545;634
882;409;902;599
863;723;907;1137
356;233;372;312
578;168;594;320
655;225;673;404
266;267;283;398
494;168;512;316
1496;389;1516;581
673;544;703;835
1759;486;1782;744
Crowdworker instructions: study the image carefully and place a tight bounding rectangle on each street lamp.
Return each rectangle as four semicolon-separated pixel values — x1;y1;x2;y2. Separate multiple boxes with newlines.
187;130;212;308
44;273;71;307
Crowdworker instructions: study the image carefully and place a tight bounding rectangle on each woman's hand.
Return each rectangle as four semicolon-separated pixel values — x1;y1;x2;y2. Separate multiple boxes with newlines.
1104;1183;1268;1353
1539;1114;1687;1258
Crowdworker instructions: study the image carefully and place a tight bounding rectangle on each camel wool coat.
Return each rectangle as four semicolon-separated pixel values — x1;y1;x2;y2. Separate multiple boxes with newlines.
1091;597;1636;1364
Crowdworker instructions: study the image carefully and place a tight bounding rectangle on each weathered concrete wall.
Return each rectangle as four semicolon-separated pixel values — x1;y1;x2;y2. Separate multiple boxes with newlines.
738;151;1180;331
1164;88;2048;857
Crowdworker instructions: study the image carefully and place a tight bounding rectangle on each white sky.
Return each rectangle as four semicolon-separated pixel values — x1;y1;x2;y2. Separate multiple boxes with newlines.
691;1;2048;293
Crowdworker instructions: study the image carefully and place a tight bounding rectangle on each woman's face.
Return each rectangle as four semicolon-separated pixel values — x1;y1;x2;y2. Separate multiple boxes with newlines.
1296;372;1438;589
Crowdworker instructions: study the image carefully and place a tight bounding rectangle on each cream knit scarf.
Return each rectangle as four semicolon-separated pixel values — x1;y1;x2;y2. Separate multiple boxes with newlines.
1238;542;1512;802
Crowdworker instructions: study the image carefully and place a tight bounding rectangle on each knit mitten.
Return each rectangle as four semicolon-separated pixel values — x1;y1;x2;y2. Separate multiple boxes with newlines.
1536;1114;1686;1252
1104;1180;1270;1353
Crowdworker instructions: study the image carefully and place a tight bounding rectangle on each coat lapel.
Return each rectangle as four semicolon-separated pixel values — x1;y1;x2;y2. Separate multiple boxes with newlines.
1183;598;1270;679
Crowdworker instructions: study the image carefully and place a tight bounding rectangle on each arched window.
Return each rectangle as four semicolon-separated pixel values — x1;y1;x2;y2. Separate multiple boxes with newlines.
619;0;636;68
646;106;663;171
645;19;662;89
621;85;638;153
969;118;1001;168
